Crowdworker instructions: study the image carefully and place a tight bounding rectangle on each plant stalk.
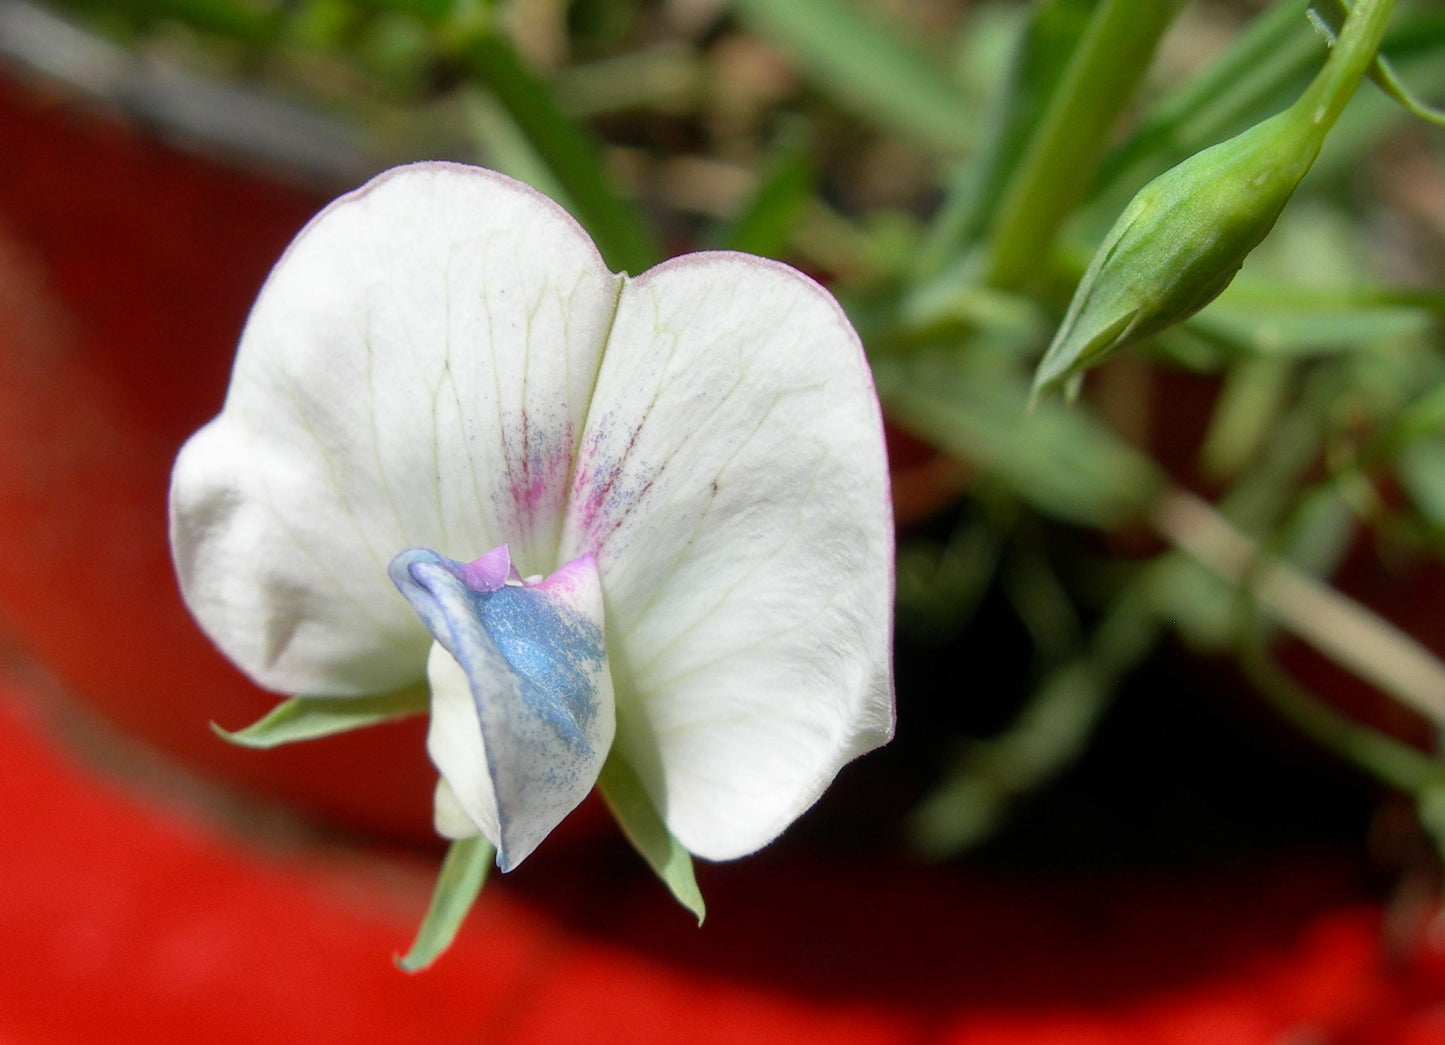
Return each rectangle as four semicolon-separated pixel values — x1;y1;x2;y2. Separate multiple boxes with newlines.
981;0;1183;293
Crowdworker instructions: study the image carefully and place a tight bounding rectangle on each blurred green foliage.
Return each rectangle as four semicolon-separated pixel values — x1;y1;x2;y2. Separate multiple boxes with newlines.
16;0;1445;862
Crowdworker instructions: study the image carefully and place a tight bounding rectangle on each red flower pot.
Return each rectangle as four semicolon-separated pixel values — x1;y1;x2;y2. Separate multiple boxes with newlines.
4;664;1445;1044
0;71;438;841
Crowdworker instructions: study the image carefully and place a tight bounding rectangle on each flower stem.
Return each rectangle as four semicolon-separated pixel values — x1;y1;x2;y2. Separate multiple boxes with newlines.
1151;488;1445;727
1296;0;1397;132
1238;637;1444;794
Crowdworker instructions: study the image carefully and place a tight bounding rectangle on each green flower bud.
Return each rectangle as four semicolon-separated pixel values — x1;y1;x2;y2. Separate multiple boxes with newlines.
1032;106;1322;398
1032;0;1396;400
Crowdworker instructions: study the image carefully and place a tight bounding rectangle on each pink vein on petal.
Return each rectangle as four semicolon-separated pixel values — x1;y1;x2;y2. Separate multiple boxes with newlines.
567;414;663;557
507;414;575;526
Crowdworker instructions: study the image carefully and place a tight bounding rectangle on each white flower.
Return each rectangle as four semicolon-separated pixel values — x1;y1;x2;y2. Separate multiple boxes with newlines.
170;162;894;877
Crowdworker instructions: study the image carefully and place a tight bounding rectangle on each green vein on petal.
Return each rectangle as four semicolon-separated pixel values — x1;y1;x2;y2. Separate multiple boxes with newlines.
210;684;430;749
598;751;706;924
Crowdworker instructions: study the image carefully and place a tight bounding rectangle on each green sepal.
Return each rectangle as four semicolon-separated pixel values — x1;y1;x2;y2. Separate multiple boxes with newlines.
1309;0;1445;127
396;836;494;973
598;752;706;924
210;684;429;749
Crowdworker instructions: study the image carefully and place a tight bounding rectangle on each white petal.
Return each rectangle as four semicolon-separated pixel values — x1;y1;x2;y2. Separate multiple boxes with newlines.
427;664;492;841
561;253;894;861
432;777;481;840
406;552;615;870
169;162;622;696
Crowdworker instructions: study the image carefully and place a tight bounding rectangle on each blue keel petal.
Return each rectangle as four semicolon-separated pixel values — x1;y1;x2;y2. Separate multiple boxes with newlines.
391;546;615;869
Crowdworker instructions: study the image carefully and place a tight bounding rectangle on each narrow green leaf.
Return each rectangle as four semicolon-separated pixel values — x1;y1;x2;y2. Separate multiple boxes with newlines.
598;753;705;924
1154;489;1445;727
552;45;704;118
396;836;494;973
921;0;1100;271
1417;785;1445;864
1310;0;1445;125
709;124;814;257
910;590;1160;856
729;0;972;152
1397;439;1445;528
1235;633;1445;793
874;352;1162;528
983;0;1185;292
365;0;456;24
911;659;1108;854
456;30;659;275
146;0;278;39
1190;284;1441;356
1146;523;1445;793
1199;358;1293;482
459;89;575;211
211;685;429;749
1367;383;1445;463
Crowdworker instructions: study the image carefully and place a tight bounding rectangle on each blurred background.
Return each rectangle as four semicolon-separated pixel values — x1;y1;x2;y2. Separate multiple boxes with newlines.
2;0;1444;1040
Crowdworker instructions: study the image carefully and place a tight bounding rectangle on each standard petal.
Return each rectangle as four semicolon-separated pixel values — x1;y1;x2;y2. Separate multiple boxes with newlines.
169;162;622;696
402;550;615;870
560;253;894;861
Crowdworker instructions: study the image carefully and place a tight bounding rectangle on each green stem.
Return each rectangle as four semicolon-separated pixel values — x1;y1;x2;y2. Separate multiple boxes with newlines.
1295;0;1397;131
1151;488;1445;726
916;0;1098;275
982;0;1183;292
909;587;1162;857
1093;0;1317;200
1147;486;1445;795
1239;638;1443;793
